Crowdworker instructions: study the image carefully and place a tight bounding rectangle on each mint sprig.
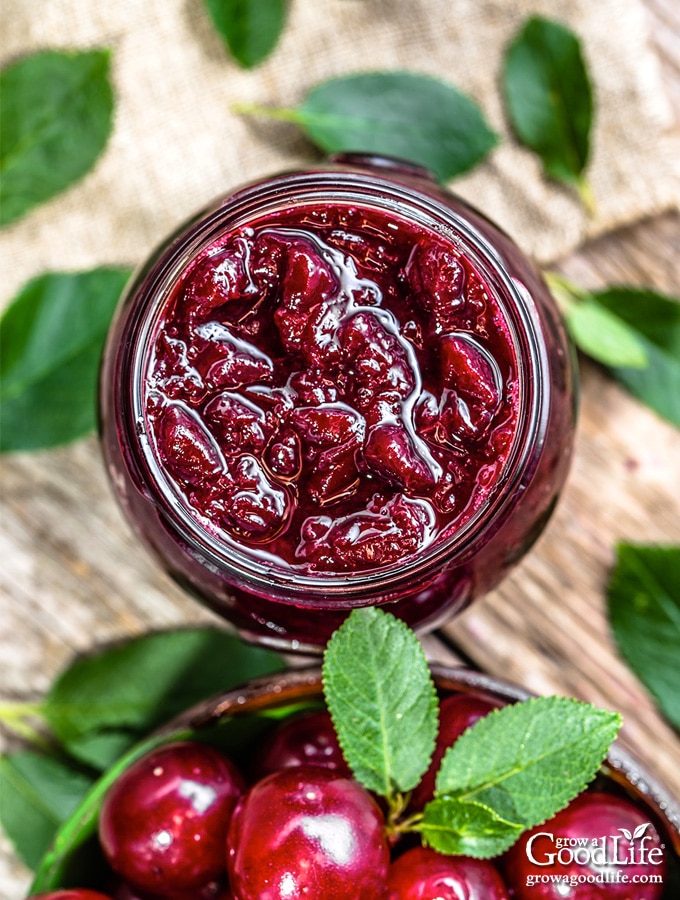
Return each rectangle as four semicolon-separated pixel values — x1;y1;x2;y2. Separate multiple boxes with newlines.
323;609;622;856
323;607;438;800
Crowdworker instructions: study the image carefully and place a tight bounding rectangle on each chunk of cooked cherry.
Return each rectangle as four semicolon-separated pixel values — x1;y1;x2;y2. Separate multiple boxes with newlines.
31;691;668;900
145;205;520;574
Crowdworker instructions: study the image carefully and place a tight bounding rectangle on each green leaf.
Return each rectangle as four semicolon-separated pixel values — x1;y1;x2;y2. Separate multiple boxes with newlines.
30;729;188;892
0;49;114;227
503;16;593;193
237;71;499;182
205;0;287;69
435;697;621;830
322;607;438;797
565;298;648;369
0;752;94;870
594;287;680;428
607;543;680;730
419;796;523;858
0;268;131;452
43;627;284;769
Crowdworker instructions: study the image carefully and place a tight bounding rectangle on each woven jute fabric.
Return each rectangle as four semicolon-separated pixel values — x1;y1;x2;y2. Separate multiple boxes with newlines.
1;0;679;310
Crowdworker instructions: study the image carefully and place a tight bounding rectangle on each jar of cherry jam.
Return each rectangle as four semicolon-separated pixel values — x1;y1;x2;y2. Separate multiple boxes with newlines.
100;154;577;651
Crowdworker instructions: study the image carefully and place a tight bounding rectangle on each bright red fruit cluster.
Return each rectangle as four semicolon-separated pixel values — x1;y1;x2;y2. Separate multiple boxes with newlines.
30;695;667;899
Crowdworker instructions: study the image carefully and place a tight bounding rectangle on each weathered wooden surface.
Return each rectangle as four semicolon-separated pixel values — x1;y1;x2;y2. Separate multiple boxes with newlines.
1;1;679;894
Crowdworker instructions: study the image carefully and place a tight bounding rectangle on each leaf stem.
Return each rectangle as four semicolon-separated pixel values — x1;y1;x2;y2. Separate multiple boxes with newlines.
394;810;426;833
543;271;590;313
381;791;429;838
0;701;44;719
231;102;304;125
0;702;53;751
576;177;596;217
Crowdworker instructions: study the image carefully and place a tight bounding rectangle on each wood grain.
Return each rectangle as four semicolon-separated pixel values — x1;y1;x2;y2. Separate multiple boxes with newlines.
1;0;679;894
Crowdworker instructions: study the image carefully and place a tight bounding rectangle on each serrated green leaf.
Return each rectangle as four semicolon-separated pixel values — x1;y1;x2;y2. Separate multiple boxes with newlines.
239;71;499;182
43;628;283;769
435;697;620;830
204;0;287;69
323;608;438;797
419;796;523;858
503;17;593;192
0;49;114;226
565;298;648;369
0;752;94;870
594;287;680;428
607;543;680;730
0;268;132;451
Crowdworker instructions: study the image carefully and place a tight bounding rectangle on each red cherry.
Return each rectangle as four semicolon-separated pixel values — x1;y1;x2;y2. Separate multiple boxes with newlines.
339;311;416;414
406;241;466;333
99;742;244;894
504;791;667;899
387;846;510;899
156;404;222;484
363;423;436;491
112;877;234;899
227;766;390;898
251;709;351;780
203;393;268;455
297;493;434;571
273;243;337;359
410;692;502;810
30;893;112;900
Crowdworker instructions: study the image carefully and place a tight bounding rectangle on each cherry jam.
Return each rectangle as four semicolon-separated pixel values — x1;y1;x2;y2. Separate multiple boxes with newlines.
100;156;576;649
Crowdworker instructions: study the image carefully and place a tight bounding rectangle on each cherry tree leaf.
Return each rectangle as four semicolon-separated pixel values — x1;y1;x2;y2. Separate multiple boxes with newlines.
504;17;593;202
1;49;114;226
236;71;499;181
204;0;287;69
323;607;438;797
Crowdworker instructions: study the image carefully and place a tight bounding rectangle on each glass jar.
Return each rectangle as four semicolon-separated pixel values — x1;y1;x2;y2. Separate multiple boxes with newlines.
100;154;577;651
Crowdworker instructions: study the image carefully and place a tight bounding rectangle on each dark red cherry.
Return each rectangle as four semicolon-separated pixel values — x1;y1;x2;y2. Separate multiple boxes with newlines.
156;404;222;485
227;766;390;898
406;241;466;333
387;847;510;899
99;741;244;894
363;423;436;491
410;691;502;810
30;893;113;900
251;709;351;780
504;791;667;899
112;877;234;899
296;493;434;571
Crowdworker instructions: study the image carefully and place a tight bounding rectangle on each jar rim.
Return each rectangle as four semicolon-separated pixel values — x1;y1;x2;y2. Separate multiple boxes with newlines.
122;167;550;603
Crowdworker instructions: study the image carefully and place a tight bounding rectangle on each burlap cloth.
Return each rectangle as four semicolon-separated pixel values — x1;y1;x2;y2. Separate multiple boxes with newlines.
2;0;679;313
0;2;679;892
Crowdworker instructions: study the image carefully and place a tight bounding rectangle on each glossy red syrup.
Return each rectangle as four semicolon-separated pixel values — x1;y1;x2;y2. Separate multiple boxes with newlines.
144;204;519;575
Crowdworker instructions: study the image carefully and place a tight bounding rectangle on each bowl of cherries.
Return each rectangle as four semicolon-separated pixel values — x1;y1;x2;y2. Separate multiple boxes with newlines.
29;610;679;899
